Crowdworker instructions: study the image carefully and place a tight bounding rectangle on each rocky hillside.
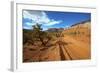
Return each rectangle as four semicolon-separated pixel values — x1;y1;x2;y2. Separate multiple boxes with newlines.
63;20;91;43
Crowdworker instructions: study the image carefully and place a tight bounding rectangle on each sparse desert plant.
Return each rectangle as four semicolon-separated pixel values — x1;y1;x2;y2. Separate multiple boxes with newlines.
23;30;34;45
32;23;52;46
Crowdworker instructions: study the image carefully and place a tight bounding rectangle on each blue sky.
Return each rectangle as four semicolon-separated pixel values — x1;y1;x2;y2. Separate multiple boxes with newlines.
22;10;91;30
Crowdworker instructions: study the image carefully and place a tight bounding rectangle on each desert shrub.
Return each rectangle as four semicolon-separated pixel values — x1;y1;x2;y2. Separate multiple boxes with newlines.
32;23;52;46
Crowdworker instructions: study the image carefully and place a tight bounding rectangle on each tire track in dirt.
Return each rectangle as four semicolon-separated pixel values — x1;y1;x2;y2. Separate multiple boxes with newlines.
58;42;66;60
61;44;73;60
57;40;73;60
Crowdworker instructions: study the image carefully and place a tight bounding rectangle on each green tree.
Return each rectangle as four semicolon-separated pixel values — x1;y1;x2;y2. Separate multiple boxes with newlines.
32;23;51;46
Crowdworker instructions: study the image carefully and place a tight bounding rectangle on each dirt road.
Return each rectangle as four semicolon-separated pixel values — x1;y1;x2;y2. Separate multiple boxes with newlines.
39;32;91;61
23;32;90;62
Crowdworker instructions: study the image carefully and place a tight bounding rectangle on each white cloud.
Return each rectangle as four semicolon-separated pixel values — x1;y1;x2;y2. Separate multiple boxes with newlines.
23;10;62;27
23;26;32;29
25;22;34;26
44;20;62;26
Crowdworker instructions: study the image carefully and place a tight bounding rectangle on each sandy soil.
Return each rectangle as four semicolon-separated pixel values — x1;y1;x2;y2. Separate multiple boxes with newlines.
23;22;91;62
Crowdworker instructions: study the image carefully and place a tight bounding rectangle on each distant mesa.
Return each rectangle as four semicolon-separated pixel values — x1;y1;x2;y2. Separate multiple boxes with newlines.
47;28;64;32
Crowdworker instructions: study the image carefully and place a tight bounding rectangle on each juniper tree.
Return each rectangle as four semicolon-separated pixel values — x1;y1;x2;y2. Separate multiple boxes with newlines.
32;23;51;46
